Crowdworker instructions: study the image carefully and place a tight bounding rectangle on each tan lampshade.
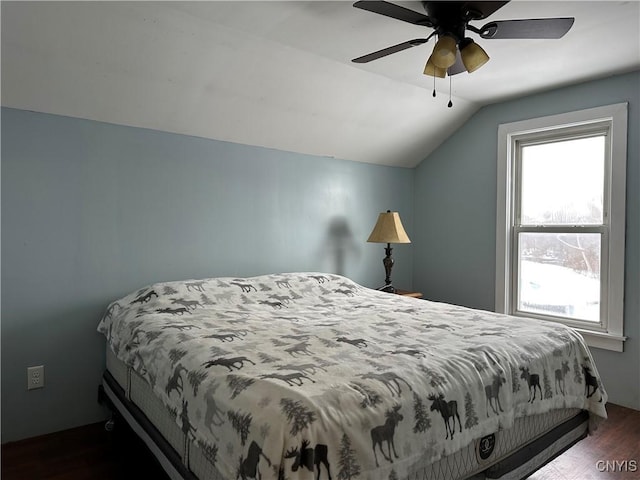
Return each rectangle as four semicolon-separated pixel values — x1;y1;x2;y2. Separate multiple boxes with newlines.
367;211;411;244
460;39;490;73
423;55;447;78
431;35;457;69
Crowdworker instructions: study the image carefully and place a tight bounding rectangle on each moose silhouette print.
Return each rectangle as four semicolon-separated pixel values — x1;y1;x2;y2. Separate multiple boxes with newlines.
237;441;271;480
583;365;603;402
519;367;542;403
428;393;462;440
555;361;570;395
485;374;506;416
284;440;332;480
371;405;403;467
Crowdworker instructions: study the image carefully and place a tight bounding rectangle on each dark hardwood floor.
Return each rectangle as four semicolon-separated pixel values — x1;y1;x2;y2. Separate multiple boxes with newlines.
1;404;638;479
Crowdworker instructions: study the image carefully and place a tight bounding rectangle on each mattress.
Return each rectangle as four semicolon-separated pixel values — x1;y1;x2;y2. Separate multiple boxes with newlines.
98;272;606;480
103;347;588;480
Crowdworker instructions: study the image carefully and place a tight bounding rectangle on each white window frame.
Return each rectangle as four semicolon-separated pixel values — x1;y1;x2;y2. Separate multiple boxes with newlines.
496;103;628;352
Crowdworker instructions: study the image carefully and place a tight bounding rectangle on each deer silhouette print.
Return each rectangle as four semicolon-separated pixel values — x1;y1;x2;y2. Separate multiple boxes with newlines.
205;333;242;342
185;281;206;292
258;300;284;309
285;342;313;357
131;290;158;304
276;363;327;375
203;383;225;434
237;441;272;480
520;367;542;402
555;361;570;395
231;281;257;293
165;364;188;397
360;372;412;397
260;372;316;387
203;356;256;371
428;393;462;440
371;405;403;467
285;440;332;480
336;337;368;348
170;298;201;310
156;307;190;316
162;323;199;331
485;374;506;416
583;365;603;402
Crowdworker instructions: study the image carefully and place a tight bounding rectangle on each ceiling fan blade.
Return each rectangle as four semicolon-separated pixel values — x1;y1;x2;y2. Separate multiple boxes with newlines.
479;18;575;39
352;38;430;63
353;1;433;27
461;1;510;20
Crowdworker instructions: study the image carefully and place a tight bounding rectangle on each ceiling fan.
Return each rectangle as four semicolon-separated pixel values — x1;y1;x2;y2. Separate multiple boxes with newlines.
352;1;575;78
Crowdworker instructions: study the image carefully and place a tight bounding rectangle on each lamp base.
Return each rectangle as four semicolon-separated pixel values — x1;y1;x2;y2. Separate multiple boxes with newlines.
377;284;396;294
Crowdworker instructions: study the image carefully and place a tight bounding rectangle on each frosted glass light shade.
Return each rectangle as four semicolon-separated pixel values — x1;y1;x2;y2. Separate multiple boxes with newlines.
367;211;411;244
431;35;457;69
423;55;447;78
460;39;490;73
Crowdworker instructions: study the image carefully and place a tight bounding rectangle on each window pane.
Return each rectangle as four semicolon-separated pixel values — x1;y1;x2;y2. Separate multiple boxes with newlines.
520;136;605;225
518;232;600;322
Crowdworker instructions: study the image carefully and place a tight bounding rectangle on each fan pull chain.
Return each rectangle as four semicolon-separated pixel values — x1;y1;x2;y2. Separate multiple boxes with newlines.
432;74;436;97
448;75;453;108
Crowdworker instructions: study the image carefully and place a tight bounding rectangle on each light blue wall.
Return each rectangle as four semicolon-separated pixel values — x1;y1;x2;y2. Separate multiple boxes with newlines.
1;107;414;442
413;71;640;410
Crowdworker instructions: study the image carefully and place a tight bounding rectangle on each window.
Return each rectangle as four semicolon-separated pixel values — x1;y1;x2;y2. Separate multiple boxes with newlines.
496;104;628;352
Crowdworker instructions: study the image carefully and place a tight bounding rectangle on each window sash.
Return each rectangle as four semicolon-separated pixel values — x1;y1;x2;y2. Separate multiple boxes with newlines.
495;103;628;352
510;225;609;331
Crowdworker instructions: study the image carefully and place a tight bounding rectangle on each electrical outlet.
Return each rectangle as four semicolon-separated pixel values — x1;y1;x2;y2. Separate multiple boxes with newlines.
27;365;45;390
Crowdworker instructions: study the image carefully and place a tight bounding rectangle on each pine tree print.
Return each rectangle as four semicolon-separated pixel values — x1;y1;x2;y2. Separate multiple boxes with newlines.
388;469;399;480
350;382;382;408
413;392;431;433
168;348;188;367
145;331;163;343
227;374;255;399
573;357;583;384
240;294;254;304
210;346;231;357
258;352;279;363
163;285;179;295
543;369;553;399
280;398;316;435
200;293;215;305
227;410;252;446
197;440;218;465
464;391;478;429
318;337;340;348
188;369;208;396
419;366;446;388
338;432;361;480
511;367;521;394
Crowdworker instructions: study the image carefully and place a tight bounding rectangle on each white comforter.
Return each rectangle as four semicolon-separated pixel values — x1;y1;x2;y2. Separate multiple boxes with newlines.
98;272;607;480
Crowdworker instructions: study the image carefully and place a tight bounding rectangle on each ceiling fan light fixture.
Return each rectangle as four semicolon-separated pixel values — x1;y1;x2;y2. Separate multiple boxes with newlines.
423;55;446;78
431;34;457;69
459;38;490;73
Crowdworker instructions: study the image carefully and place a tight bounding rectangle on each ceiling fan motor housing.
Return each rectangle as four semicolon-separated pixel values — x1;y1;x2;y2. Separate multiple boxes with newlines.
422;2;482;43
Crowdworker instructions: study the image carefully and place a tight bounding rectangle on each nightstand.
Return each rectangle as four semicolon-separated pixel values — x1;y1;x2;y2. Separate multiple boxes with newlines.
394;289;423;299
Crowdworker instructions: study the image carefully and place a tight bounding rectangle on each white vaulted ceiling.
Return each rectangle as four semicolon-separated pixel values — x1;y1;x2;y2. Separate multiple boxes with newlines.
2;1;639;167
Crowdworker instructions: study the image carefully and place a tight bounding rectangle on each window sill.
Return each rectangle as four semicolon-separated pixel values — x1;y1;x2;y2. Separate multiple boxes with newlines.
575;329;627;352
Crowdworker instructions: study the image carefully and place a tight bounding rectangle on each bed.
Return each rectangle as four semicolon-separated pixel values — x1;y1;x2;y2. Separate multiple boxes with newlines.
97;272;607;480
